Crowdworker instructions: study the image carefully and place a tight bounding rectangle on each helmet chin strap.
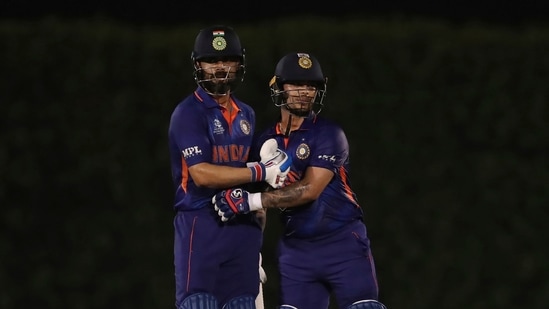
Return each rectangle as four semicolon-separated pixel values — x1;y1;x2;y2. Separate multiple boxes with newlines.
282;103;314;136
283;114;293;137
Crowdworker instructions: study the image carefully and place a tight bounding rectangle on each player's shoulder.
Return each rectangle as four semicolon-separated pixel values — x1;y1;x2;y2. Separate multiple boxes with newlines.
169;96;206;129
172;93;203;113
233;97;255;115
312;117;349;148
313;116;346;134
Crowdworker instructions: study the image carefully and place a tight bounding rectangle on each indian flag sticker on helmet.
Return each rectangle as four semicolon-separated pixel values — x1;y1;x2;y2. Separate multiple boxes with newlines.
212;37;227;51
297;54;312;69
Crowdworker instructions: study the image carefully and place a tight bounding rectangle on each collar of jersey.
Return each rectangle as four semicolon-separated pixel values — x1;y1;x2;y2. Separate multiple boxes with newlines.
273;114;317;135
193;87;232;109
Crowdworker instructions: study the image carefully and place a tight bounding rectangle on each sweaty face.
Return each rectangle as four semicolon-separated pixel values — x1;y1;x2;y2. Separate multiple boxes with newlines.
282;83;317;116
198;57;241;83
195;56;244;96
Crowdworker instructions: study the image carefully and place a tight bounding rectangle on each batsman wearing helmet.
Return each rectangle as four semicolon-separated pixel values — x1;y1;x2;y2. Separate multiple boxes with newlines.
212;52;388;309
168;25;290;309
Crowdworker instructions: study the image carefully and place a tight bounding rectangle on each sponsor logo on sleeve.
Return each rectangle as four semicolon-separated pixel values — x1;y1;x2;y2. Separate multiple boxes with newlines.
318;154;336;163
182;146;202;159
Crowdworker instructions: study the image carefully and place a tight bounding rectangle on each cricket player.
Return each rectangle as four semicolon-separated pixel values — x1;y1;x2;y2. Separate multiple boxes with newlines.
212;52;388;309
168;25;290;309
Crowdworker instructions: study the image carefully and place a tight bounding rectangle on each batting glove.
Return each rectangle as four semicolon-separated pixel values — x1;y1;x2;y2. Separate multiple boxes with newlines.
212;188;263;222
248;139;292;189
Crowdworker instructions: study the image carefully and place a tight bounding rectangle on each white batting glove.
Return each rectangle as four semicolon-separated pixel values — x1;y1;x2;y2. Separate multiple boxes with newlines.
248;139;291;188
259;139;291;188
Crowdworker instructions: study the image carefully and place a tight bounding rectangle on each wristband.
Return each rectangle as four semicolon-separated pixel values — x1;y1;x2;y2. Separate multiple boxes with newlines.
249;163;265;182
248;192;263;211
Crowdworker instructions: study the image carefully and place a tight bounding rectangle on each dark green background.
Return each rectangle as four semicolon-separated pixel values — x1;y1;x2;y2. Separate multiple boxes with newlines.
1;17;548;309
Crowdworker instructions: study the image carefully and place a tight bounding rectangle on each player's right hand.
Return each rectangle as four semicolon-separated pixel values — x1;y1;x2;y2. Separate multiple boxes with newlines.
212;188;251;222
248;139;292;189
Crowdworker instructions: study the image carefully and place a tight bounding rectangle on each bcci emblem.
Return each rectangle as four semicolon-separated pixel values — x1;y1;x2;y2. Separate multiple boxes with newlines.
212;37;227;51
297;53;312;69
296;143;310;159
240;120;251;135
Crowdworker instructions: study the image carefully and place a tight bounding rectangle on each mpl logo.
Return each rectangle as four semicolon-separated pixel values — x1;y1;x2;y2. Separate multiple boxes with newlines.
182;146;202;159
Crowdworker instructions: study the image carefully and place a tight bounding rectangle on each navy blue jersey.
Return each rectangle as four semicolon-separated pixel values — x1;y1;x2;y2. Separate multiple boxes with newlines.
254;115;364;238
168;87;256;211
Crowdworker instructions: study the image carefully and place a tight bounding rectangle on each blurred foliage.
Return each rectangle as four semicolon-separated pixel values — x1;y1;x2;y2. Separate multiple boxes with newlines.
1;17;548;309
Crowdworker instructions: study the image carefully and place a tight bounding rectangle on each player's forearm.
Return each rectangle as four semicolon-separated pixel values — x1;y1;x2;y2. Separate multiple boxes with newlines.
260;182;314;209
255;208;267;231
190;163;252;188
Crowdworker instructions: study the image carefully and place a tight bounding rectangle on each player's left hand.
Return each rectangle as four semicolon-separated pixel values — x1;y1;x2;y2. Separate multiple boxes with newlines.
259;139;292;188
212;188;262;222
